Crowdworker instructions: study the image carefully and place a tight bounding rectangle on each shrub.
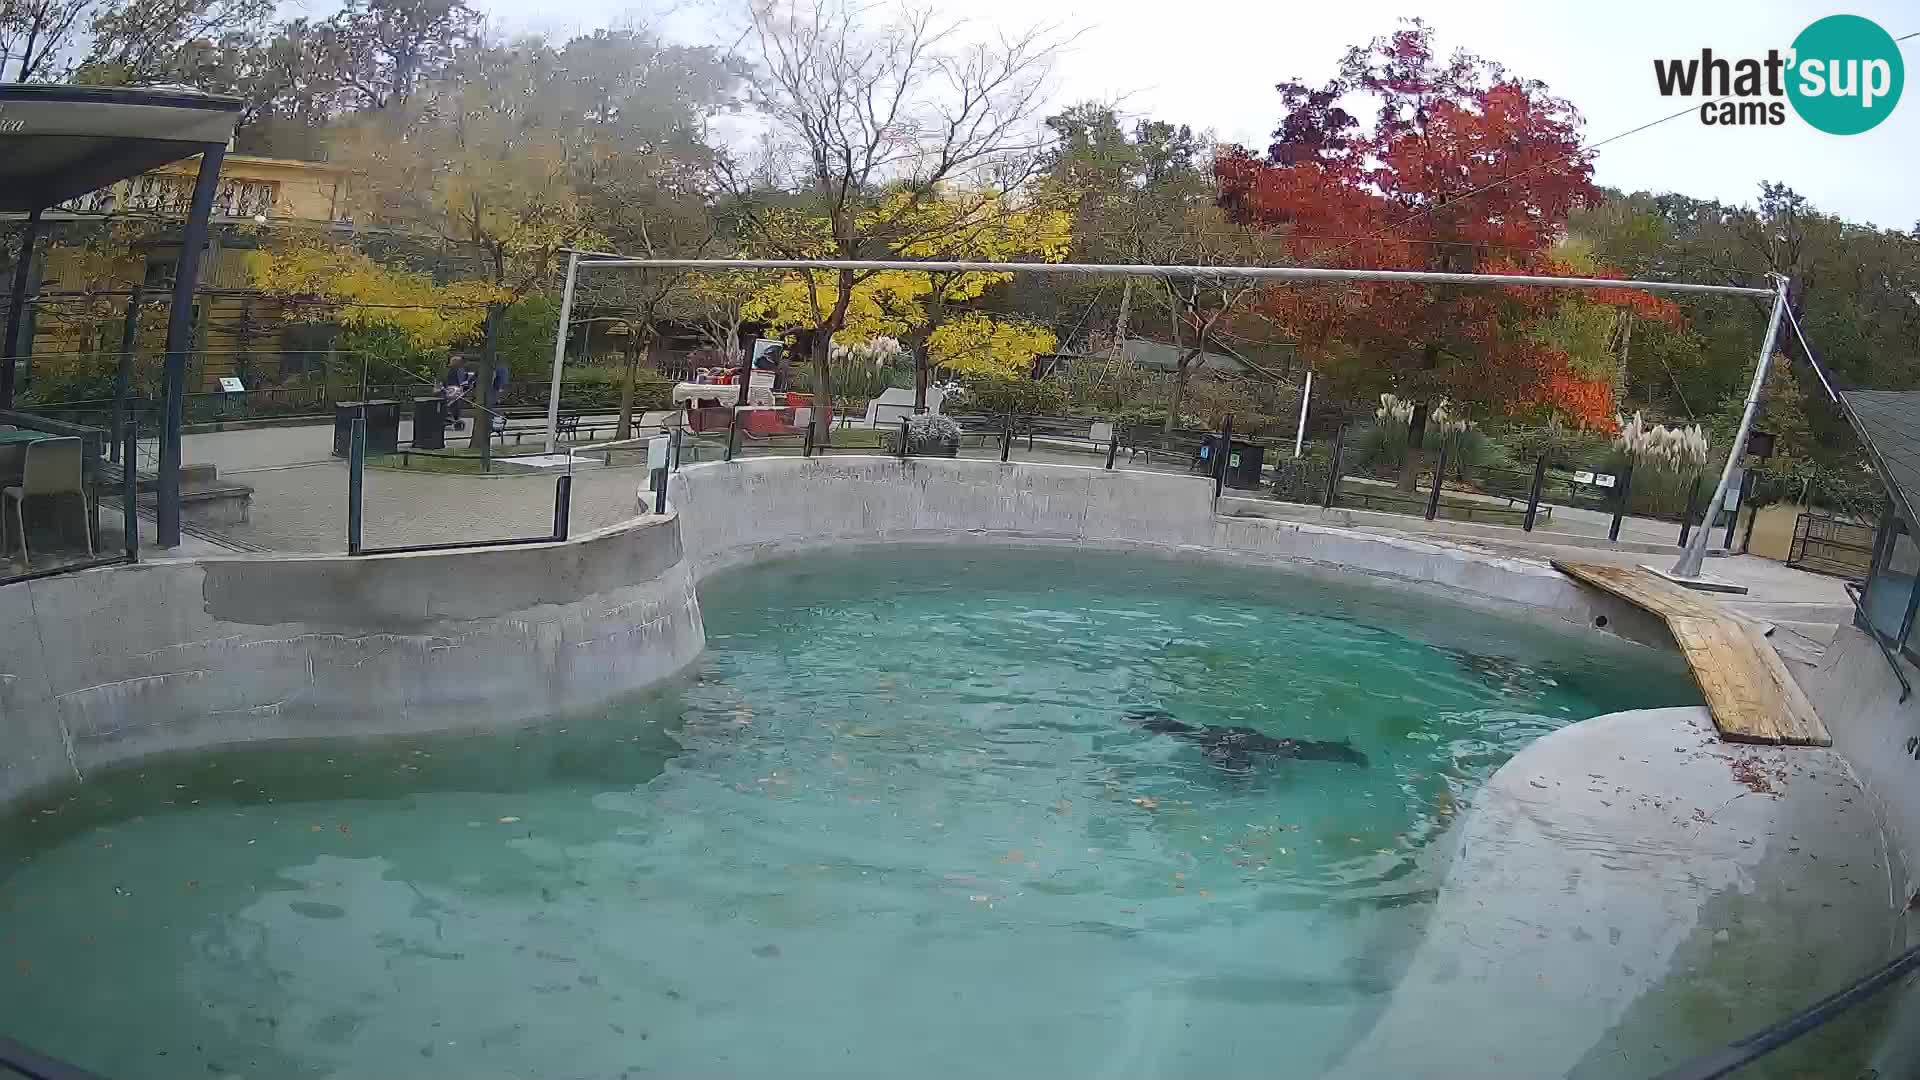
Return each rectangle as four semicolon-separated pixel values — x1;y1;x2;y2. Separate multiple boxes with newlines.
497;366;673;413
338;323;448;384
882;413;961;456
954;373;1067;416
18;355;119;405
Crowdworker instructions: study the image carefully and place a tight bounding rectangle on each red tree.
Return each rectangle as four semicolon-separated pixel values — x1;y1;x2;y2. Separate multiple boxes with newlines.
1217;20;1658;463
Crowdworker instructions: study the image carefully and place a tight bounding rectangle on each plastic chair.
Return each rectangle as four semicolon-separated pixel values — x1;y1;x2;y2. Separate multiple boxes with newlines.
5;437;92;568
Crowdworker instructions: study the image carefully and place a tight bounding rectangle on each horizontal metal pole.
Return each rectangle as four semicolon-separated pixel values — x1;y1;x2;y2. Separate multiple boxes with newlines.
561;254;1773;298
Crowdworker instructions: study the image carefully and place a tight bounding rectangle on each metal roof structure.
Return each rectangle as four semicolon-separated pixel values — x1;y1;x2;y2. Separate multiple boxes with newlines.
1839;389;1920;532
0;85;241;211
1;83;243;548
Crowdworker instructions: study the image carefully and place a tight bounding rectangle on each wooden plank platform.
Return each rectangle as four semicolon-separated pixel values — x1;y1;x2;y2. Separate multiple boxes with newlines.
1552;561;1831;746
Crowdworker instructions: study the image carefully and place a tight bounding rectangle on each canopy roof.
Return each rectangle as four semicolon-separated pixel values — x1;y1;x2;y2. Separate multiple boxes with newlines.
0;84;242;212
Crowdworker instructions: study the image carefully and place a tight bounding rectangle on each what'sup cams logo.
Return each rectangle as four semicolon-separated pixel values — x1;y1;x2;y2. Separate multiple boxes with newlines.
1653;14;1903;133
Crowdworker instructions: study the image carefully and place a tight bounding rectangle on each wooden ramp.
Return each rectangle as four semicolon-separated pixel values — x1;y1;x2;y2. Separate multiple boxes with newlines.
1552;561;1831;746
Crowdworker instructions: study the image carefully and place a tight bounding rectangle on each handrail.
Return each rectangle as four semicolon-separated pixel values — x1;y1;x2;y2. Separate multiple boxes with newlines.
1844;582;1911;703
0;1035;110;1080
1652;940;1920;1080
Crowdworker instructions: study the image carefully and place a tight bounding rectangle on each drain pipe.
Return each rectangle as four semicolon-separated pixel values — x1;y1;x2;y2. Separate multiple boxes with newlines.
1670;275;1789;580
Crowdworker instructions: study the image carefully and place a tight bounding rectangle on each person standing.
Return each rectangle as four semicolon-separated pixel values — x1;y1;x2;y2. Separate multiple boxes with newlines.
443;357;471;430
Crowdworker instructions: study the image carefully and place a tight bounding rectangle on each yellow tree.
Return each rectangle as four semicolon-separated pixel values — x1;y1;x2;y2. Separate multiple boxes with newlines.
928;313;1056;379
247;234;506;351
894;189;1071;408
337;34;604;448
738;0;1063;438
738;190;1071;405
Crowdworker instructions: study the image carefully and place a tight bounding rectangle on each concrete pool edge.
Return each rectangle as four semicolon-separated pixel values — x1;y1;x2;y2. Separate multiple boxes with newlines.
0;514;706;808
1339;704;1895;1078
670;456;1676;648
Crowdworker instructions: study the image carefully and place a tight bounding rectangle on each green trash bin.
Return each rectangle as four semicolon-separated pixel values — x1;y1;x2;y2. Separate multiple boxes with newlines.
332;400;401;457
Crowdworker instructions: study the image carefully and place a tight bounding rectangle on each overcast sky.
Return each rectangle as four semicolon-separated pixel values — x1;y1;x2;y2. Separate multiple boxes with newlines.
484;0;1918;230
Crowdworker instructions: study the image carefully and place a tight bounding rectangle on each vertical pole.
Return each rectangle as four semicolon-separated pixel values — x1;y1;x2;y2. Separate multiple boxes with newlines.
1000;417;1012;463
725;407;741;461
1213;415;1234;502
671;426;684;471
1323;422;1346;508
346;415;364;555
1523;454;1546;531
1105;431;1118;469
1609;465;1633;543
479;303;498;473
1293;370;1313;458
1672;275;1788;578
111;285;143;465
897;415;910;460
157;143;225;549
552;473;572;540
653;469;668;514
1739;483;1761;554
1425;438;1451;520
122;417;139;561
1678;472;1702;547
2;206;44;410
803;421;815;458
544;253;580;455
1725;468;1755;550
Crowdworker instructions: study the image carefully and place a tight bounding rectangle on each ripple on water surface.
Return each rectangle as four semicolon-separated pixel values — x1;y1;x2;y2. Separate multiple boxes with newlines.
0;546;1699;1079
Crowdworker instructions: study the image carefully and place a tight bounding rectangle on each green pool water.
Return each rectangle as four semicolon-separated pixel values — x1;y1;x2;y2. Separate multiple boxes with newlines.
0;546;1700;1079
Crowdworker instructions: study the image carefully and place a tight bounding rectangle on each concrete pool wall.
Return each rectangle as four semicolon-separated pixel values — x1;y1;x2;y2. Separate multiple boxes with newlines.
0;454;1678;811
670;455;1672;645
0;514;704;808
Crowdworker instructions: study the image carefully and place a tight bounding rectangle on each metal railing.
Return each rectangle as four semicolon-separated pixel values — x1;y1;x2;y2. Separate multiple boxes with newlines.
1844;581;1912;702
0;1035;109;1079
343;414;577;557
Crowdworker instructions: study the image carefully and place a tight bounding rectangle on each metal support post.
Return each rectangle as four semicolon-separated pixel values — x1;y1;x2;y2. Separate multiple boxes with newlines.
544;253;580;455
552;474;572;540
111;284;143;464
1523;454;1546;531
1609;466;1634;543
1293;370;1313;458
1671;276;1789;578
157;143;225;549
347;416;365;555
1322;423;1346;508
122;419;139;560
1212;415;1234;502
2;206;43;410
1425;440;1451;521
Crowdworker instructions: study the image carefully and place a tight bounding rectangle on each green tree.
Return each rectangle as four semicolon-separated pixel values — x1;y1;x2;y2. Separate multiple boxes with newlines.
732;0;1064;439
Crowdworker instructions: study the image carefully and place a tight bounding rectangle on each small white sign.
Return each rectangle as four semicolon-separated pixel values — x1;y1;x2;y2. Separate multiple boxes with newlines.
218;377;246;393
1573;470;1594;484
1593;473;1617;488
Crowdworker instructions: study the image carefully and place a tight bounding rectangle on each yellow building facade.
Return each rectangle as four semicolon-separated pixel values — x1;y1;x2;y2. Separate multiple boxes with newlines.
22;153;353;394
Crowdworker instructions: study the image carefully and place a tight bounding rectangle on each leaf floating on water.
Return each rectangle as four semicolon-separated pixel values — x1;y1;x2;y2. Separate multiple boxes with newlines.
751;944;781;959
1130;797;1159;810
498;817;521;824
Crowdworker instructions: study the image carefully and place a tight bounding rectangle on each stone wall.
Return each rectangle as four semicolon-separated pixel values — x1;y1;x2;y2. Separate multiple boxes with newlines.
0;514;704;807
